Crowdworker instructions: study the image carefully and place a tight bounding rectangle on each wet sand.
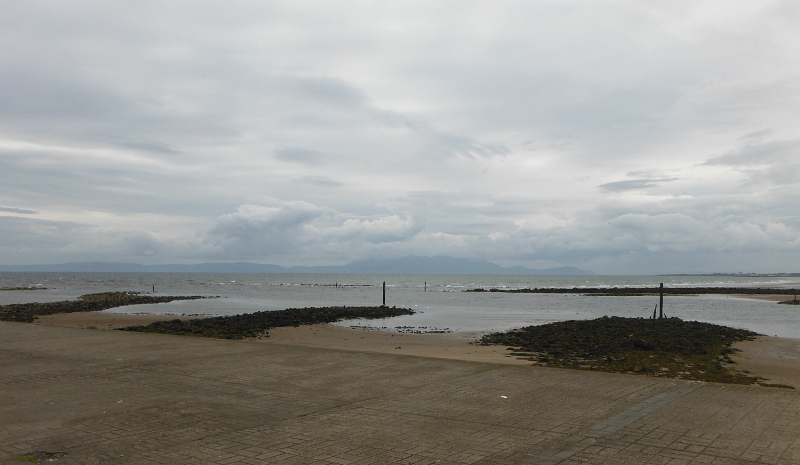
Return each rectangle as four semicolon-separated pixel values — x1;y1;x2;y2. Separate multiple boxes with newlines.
732;293;799;302
731;336;800;388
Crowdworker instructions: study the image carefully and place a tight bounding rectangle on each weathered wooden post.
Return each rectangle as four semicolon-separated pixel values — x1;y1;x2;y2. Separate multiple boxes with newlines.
383;281;386;307
659;283;664;319
424;281;427;292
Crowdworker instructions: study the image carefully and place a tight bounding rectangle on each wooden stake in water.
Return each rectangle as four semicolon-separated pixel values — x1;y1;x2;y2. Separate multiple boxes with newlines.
659;283;664;319
383;281;386;307
424;281;427;292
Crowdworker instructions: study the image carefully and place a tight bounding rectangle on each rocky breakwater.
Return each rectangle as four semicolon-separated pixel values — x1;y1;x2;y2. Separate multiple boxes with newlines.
480;316;793;388
0;292;206;323
120;306;415;339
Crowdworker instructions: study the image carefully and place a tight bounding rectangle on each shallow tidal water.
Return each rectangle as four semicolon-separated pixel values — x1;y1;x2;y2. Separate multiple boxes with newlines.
1;272;799;338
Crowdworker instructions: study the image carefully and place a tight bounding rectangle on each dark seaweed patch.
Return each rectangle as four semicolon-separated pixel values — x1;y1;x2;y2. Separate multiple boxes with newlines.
479;317;788;387
118;306;415;339
0;292;205;323
0;286;47;291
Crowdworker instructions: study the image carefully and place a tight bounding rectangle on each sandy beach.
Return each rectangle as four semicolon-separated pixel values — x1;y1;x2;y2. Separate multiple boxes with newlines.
30;310;800;387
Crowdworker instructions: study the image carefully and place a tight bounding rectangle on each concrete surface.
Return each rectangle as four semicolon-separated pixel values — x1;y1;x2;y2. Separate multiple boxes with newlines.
2;322;799;464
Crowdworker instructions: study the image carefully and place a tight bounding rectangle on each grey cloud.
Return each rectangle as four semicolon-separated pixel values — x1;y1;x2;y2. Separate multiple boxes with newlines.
206;202;327;256
204;202;422;260
599;178;679;192
705;139;800;166
333;215;423;244
0;148;234;217
704;139;800;186
0;215;184;264
294;176;343;187
741;128;773;140
280;74;368;109
121;232;164;257
274;148;322;164
0;68;128;120
115;139;182;155
373;109;510;159
0;216;85;249
0;206;37;214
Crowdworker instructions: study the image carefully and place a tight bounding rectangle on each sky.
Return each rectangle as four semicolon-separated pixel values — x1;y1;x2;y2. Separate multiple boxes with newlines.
1;1;799;274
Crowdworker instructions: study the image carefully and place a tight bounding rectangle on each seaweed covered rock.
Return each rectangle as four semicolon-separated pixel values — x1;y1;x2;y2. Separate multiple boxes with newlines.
0;292;205;323
480;317;770;385
119;306;415;339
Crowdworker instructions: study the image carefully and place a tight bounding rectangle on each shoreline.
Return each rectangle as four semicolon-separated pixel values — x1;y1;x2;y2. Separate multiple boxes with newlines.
31;310;800;387
33;311;531;365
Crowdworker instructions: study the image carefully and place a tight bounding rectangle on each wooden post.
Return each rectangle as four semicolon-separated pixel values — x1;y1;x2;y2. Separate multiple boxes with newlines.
424;281;427;292
152;284;155;293
653;304;657;319
659;283;664;319
383;281;386;307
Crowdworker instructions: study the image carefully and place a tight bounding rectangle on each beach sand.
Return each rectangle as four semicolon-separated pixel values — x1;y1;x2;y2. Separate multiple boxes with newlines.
731;336;800;388
32;310;800;386
732;293;799;302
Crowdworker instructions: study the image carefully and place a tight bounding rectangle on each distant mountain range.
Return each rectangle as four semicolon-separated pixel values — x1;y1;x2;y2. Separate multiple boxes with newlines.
0;256;594;275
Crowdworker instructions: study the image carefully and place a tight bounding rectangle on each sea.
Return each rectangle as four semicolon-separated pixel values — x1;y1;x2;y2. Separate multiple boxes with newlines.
1;273;799;338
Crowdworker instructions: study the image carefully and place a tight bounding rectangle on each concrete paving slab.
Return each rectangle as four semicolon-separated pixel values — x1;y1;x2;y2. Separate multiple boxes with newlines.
2;322;799;464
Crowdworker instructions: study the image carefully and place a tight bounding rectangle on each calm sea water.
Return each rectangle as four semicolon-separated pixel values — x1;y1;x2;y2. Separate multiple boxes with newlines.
1;272;799;338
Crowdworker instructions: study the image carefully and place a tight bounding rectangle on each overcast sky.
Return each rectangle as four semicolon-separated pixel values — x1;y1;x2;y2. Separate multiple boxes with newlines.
1;1;799;274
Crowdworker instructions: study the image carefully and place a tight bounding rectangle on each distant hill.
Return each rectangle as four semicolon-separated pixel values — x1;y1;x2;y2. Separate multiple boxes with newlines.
0;256;594;275
290;256;594;275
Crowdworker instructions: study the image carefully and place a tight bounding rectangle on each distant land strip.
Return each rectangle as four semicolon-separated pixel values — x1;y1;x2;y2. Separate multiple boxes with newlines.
466;287;800;295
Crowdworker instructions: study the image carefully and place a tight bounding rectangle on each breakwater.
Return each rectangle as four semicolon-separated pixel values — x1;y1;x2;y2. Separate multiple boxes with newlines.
120;306;415;339
479;316;794;387
466;286;800;295
0;292;205;323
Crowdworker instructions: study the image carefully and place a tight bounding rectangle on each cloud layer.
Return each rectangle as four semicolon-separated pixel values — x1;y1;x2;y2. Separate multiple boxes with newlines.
1;1;799;273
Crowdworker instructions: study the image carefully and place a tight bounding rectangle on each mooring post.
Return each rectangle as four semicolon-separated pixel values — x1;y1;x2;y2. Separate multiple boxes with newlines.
659;283;664;319
383;281;386;307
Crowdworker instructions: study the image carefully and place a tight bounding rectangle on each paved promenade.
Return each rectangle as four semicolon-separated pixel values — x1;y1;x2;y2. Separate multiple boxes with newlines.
2;322;800;464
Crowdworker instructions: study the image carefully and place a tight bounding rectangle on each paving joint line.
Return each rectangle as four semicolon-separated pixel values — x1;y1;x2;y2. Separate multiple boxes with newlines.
504;382;700;464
